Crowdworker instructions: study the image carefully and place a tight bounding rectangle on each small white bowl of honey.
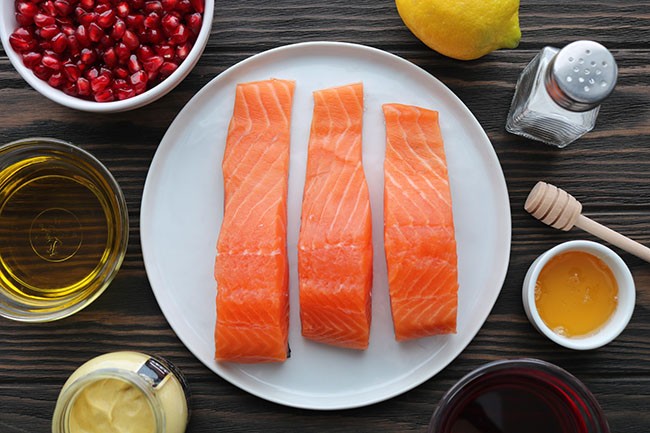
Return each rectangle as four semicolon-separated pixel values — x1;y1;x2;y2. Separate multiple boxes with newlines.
523;240;635;350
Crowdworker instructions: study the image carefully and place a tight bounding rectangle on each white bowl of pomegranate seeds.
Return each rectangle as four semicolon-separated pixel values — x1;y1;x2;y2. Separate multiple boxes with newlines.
0;0;213;112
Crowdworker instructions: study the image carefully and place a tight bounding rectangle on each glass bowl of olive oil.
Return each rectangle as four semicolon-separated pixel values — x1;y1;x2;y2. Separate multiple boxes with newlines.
0;138;128;322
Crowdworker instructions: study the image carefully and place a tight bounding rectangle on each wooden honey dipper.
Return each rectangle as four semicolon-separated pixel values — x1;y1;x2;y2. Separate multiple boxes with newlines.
525;181;650;263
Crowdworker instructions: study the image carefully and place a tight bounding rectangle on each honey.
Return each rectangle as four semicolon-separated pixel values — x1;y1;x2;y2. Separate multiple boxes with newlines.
535;250;618;337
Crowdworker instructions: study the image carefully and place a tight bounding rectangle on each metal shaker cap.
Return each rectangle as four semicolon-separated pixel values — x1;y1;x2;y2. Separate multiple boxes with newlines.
545;40;618;112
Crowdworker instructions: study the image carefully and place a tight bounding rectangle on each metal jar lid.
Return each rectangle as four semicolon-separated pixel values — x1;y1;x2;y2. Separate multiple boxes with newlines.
545;40;618;112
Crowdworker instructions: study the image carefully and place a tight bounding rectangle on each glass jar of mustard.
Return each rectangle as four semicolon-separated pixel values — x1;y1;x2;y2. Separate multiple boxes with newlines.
52;351;190;433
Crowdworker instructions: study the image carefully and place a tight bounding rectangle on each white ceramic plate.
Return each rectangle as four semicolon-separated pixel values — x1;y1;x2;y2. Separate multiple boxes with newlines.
141;41;511;410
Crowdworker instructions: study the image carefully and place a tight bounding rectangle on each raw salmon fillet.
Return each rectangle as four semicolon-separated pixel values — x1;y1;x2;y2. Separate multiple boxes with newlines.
214;79;295;363
298;82;373;349
382;103;458;341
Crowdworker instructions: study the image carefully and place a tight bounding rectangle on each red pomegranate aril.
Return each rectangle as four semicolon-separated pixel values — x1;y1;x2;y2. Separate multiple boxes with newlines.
41;1;56;16
175;41;191;60
75;24;90;46
63;62;81;80
129;69;147;92
112;78;128;88
76;76;91;95
15;13;34;26
62;80;78;96
115;42;131;62
102;47;117;67
67;34;81;56
94;3;109;14
79;0;93;9
99;34;112;48
61;24;75;35
94;88;114;102
16;1;39;17
39;24;60;39
144;11;160;29
22;51;43;68
111;18;126;39
96;9;115;27
144;28;163;44
159;60;177;77
50;32;68;53
88;22;103;42
115;1;129;17
161;0;176;11
34;13;55;27
84;66;99;80
127;54;142;72
143;54;163;72
175;0;191;14
33;63;53;80
78;11;96;26
154;43;174;59
90;73;110;92
80;47;96;64
122;29;139;50
161;13;179;33
144;0;162;14
47;71;66;88
115;86;135;100
114;66;129;78
125;14;145;31
136;45;153;60
130;0;144;9
42;52;62;69
169;23;188;44
185;12;201;34
53;0;72;16
189;0;203;13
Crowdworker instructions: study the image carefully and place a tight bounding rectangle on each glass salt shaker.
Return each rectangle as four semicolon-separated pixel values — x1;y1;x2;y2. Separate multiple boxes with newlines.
506;40;618;148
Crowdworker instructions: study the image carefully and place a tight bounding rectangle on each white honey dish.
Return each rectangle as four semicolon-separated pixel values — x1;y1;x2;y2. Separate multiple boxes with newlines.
0;0;214;113
522;240;635;350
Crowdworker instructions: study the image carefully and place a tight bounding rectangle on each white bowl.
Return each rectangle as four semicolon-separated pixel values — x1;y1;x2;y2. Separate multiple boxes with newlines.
0;0;213;112
522;240;635;350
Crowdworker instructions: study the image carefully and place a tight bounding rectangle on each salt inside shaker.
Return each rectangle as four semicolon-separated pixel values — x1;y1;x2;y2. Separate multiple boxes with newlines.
506;40;617;148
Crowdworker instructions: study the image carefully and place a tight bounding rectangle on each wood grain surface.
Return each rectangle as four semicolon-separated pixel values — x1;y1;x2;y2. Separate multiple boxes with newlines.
1;0;649;432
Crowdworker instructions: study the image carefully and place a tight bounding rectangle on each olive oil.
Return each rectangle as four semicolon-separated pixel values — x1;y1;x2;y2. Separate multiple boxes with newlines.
0;139;128;321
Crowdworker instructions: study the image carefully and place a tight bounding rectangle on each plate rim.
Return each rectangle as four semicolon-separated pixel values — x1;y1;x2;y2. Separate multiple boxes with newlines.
140;41;512;410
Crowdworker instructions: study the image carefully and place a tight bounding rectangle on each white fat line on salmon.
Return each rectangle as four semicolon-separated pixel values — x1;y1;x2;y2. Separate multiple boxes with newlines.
216;249;282;256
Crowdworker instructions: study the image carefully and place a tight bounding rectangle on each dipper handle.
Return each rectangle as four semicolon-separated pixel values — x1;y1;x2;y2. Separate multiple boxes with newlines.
525;181;650;263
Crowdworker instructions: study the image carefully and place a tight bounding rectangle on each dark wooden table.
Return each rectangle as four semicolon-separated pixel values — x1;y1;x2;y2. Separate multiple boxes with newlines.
1;1;649;432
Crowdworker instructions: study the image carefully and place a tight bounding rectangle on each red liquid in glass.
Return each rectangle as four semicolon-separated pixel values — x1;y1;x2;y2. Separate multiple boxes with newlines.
440;371;588;433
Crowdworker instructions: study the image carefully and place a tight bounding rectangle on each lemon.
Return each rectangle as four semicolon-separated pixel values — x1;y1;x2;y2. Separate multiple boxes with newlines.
396;0;521;60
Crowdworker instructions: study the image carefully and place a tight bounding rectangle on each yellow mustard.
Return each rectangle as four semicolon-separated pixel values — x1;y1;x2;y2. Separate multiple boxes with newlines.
52;352;190;433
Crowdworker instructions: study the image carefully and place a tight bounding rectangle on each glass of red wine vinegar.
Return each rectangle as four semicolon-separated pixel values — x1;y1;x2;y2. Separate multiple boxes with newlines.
429;359;610;433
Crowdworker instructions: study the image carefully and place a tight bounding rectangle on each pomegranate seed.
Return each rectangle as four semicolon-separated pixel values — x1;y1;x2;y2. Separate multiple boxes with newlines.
185;12;201;34
34;13;56;27
125;14;144;31
144;28;163;44
96;9;115;27
169;24;188;44
115;86;135;100
79;0;94;9
99;34;112;47
75;6;85;18
136;45;153;60
94;88;114;102
122;29;139;50
189;0;202;13
115;1;129;17
129;69;147;92
75;24;90;46
39;40;52;51
111;18;126;39
63;62;81;80
143;54;163;72
80;47;97;64
41;1;57;16
154;43;173;59
174;0;191;13
112;78;128;88
42;52;62;69
66;34;81;56
127;54;141;72
48;71;66;88
22;51;42;68
15;13;34;26
50;32;68;53
16;1;39;17
147;69;159;82
88;22;103;42
90;75;110;93
175;41;191;60
161;0;176;11
161;12;179;33
144;11;160;29
159;61;177;77
54;0;72;16
61;24;75;35
102;47;117;67
62;80;78;96
130;0;144;9
115;42;130;62
39;24;60;39
84;66;99;80
94;3;109;14
14;27;31;40
33;64;53;80
78;11;96;26
144;0;162;13
77;77;91;95
114;66;129;78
